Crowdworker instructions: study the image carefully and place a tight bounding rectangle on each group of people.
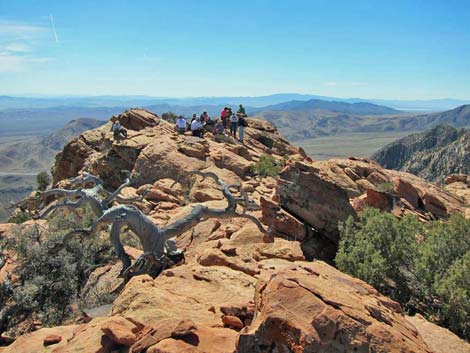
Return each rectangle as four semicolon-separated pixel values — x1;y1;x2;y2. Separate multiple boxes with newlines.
174;104;248;142
110;104;249;143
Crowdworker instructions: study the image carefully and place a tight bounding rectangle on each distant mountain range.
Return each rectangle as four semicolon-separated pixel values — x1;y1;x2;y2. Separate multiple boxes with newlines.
252;99;399;115
372;124;470;182
1;93;469;111
257;104;470;141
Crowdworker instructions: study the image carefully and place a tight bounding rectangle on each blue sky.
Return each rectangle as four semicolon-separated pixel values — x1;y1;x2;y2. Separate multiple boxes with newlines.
0;0;469;99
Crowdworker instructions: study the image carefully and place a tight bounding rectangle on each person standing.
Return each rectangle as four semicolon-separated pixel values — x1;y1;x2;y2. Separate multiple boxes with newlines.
230;111;239;138
237;104;246;117
238;114;248;143
220;107;228;128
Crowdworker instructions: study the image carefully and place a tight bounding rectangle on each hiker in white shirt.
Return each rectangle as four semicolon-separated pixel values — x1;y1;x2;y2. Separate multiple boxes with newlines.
230;112;239;138
191;117;204;137
175;116;187;134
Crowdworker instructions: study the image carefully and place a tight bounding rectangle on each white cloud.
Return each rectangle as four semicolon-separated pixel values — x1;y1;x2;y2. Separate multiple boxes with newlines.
0;20;54;72
0;21;45;39
4;42;31;52
0;52;54;73
325;82;338;87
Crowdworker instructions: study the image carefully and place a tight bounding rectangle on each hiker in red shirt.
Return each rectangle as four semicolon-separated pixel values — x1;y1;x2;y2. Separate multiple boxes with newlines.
220;107;228;129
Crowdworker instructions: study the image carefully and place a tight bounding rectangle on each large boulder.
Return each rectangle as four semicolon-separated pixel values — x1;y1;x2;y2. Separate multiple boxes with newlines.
238;261;433;353
111;108;160;131
275;160;356;260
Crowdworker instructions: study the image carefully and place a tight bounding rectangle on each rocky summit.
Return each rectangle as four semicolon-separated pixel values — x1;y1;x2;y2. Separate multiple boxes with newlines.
1;108;468;353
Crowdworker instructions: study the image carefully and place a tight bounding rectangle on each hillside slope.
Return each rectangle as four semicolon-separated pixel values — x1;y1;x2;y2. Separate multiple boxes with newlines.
372;125;470;182
0;118;106;222
0;109;466;352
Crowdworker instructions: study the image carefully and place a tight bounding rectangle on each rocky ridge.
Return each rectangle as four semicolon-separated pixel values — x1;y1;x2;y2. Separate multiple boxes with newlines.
372;124;470;182
0;108;467;352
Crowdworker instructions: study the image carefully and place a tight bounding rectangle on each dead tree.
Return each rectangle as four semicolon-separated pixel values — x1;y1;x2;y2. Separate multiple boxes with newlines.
63;171;271;279
10;171;145;219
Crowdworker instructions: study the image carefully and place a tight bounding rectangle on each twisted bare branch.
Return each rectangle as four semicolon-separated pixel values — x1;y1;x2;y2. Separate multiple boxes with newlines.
20;170;270;279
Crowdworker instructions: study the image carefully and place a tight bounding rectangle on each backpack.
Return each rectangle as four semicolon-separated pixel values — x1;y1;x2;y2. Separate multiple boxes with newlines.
241;118;248;127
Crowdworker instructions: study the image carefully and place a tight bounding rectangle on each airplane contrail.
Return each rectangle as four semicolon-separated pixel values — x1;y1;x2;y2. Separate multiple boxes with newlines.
50;14;58;43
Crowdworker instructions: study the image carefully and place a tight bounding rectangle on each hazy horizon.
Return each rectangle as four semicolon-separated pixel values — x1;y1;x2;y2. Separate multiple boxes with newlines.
2;93;470;102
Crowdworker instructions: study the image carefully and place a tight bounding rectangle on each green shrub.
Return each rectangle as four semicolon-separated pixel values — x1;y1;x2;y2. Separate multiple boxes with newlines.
435;251;470;337
376;182;394;193
336;208;420;302
415;214;470;293
36;172;51;191
335;209;470;339
9;211;31;224
250;154;282;177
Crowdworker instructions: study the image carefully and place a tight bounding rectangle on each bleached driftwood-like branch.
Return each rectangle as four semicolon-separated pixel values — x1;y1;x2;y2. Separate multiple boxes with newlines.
64;171;271;279
10;171;146;219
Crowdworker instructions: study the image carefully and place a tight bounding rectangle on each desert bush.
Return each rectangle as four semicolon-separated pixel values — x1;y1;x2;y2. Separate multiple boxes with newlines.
336;209;470;339
161;111;178;123
213;134;235;145
250;154;282;177
376;182;394;193
3;205;114;330
9;211;31;224
36;172;51;191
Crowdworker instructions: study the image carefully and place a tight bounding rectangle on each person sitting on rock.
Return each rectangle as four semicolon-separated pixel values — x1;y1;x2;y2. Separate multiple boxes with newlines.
175;116;187;134
191;117;205;137
203;112;215;131
111;120;128;141
201;111;209;122
214;119;225;135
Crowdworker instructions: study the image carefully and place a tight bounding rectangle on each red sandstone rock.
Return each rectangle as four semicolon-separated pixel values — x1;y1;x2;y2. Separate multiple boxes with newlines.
238;261;433;353
222;315;244;329
100;316;138;346
42;334;62;346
